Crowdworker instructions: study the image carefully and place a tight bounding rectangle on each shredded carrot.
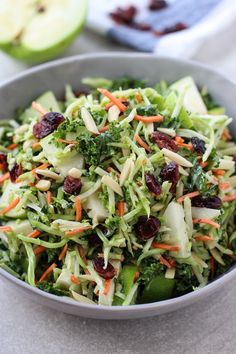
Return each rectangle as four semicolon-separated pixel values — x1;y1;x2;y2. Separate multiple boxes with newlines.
0;164;5;171
46;191;52;205
103;279;112;295
70;275;80;285
105;97;127;110
219;182;230;190
75;197;82;222
222;193;236;202
177;191;200;203
194;235;215;242
7;143;18;150
159;255;172;269
58;244;68;261
210;256;215;278
0;172;10;183
192;218;220;229
212;169;225;176
27;230;42;238
99;125;109;133
152;242;180;252
134;114;163;123
31;142;41;149
78;245;88;265
0;226;12;232
107;167;121;177
135;93;143;103
32;163;50;175
56;138;77;145
0;196;20;215
117;200;125;217
175;136;184;144
33;245;46;256
38;262;57;283
134;271;140;282
221;128;232;141
168;258;176;268
134;134;151;152
65;226;92;236
32;101;47;116
98;88;128;112
28;182;35;187
200;161;208;168
174;136;193;150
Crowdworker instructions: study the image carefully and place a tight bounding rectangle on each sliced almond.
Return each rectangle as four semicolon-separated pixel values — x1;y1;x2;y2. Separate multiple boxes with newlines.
68;168;82;179
162;148;193;168
108;105;120;122
81;107;100;135
101;175;123;196
35;179;51;192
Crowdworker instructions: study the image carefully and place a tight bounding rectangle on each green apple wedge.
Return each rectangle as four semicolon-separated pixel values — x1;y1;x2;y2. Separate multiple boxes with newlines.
0;0;88;63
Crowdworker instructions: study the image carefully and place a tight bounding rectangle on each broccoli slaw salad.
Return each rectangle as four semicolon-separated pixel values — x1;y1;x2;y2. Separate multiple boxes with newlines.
0;76;236;306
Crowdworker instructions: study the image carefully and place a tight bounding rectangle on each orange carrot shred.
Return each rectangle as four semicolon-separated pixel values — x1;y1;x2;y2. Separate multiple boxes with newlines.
194;235;215;242
152;242;180;252
177;191;200;203
0;196;20;215
219;182;230;190
105;97;127;110
7;143;18;150
0;172;10;183
32;163;50;175
32;101;47;116
107;167;121;177
192;218;220;229
135;93;143;103
117;200;125;217
31;142;41;149
134;134;151;152
70;275;80;285
75;198;82;222
168;258;176;268
38;263;57;283
27;230;42;238
33;245;46;256
46;191;52;205
65;226;92;236
212;169;225;176
0;226;12;232
98;88;128;112
134;114;163;123
103;279;112;295
200;161;208;168
222;193;236;202
58;244;68;261
159;255;172;269
99;125;109;133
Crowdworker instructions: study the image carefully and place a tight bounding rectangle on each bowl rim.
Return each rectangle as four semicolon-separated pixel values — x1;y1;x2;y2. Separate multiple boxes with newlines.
0;52;235;314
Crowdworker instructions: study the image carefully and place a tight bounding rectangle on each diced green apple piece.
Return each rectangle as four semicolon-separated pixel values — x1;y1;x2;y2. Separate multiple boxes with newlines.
0;0;88;62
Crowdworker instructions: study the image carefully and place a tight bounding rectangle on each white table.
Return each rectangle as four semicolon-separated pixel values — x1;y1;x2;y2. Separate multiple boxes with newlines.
0;29;236;354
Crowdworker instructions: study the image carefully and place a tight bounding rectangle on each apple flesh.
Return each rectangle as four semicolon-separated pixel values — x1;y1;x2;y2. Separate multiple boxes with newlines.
0;0;88;63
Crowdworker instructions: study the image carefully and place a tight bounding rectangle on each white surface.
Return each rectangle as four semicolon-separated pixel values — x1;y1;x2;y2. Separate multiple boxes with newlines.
0;30;236;353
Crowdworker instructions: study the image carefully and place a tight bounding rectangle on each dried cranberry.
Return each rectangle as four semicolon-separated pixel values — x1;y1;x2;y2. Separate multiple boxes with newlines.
134;216;161;241
88;234;102;247
74;90;88;97
145;173;162;195
191;137;206;154
191;196;222;209
110;6;137;25
93;257;116;279
63;176;82;195
0;153;8;171
149;0;168;11
152;132;178;152
160;162;179;193
154;22;188;36
33;112;65;139
97;224;108;235
9;163;22;182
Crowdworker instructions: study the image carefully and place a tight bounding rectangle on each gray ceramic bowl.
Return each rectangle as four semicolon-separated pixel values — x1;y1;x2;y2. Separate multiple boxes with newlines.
0;53;235;319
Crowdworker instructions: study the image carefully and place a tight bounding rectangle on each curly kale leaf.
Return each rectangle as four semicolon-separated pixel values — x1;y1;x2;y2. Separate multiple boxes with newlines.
139;259;165;285
110;77;146;91
37;281;70;297
175;263;198;294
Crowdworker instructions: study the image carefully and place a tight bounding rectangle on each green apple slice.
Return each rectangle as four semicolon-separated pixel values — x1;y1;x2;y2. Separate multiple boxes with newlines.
0;0;88;62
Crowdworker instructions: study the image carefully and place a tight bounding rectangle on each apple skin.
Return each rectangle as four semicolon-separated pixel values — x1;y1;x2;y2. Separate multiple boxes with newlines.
0;0;88;63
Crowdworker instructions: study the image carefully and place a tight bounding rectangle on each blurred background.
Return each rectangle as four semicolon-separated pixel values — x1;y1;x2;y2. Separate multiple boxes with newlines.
1;0;236;82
